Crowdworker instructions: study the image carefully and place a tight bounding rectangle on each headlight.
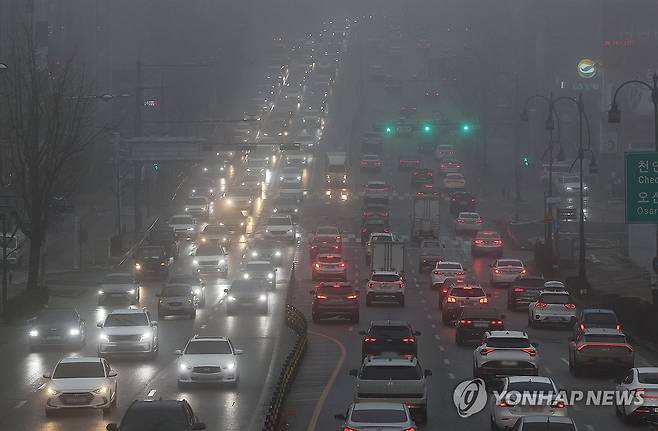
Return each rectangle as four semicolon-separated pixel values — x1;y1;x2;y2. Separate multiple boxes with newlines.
219;259;226;265
69;328;80;337
191;189;196;193
200;237;206;242
47;387;60;396
193;259;199;266
279;176;284;181
139;331;152;342
187;227;194;231
194;288;201;295
99;334;109;342
228;295;236;301
127;289;135;295
98;290;104;295
243;273;250;279
248;199;252;204
185;207;189;212
179;362;191;372
209;188;214;193
93;386;108;395
134;263;141;270
226;199;233;205
265;229;269;233
583;185;588;190
240;222;244;226
251;251;258;257
267;273;274;279
29;329;39;337
297;176;302;180
566;187;572;191
275;251;282;257
225;362;236;370
259;294;267;302
294;208;299;213
273;208;278;213
287;229;293;233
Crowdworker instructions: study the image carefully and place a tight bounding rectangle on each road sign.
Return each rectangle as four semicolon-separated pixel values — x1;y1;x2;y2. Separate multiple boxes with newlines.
625;151;658;223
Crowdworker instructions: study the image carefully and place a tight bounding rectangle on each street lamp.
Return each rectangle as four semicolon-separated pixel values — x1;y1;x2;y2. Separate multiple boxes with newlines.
608;73;658;274
0;63;7;72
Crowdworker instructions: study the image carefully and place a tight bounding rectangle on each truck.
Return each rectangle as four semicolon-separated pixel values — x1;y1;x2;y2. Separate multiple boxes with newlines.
325;152;348;187
410;195;440;241
370;238;405;275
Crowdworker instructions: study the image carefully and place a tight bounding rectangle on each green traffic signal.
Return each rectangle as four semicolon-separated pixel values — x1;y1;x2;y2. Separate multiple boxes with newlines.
383;124;394;136
522;156;529;167
461;123;471;132
422;123;432;133
153;162;160;171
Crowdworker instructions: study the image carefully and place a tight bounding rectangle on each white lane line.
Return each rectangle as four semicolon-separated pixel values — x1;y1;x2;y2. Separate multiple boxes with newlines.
431;324;436;329
560;357;569;366
421;298;427;303
439;345;445;352
348;327;353;332
443;358;450;365
37;383;46;391
448;373;455;380
426;314;432;319
147;389;156;397
14;400;26;409
434;334;440;341
544;367;552;374
200;324;207;329
582;425;593;431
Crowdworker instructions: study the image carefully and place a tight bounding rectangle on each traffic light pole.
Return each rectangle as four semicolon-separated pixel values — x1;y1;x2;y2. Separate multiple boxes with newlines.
514;74;522;222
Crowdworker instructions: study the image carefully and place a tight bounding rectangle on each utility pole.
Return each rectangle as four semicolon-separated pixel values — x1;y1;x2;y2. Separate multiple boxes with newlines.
514;73;522;222
133;60;143;234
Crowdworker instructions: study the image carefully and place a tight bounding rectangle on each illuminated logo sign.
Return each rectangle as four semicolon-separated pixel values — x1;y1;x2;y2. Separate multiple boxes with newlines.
577;59;597;79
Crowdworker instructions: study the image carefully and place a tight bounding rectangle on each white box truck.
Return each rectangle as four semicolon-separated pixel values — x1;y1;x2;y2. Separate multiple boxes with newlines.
370;239;405;274
325;152;348;187
410;195;440;241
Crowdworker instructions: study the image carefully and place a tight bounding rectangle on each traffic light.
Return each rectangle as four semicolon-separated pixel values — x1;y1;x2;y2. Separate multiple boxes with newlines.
460;123;472;133
383;124;394;136
153;162;160;171
421;123;432;134
522;156;529;168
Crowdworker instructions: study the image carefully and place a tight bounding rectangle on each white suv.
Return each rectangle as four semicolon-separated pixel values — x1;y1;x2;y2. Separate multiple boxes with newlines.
265;215;296;242
97;308;158;358
176;335;243;387
473;331;539;383
431;261;465;287
349;355;432;425
528;290;577;327
366;271;405;306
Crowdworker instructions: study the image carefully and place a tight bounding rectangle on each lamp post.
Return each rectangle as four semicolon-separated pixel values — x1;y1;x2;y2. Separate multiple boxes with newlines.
608;72;658;273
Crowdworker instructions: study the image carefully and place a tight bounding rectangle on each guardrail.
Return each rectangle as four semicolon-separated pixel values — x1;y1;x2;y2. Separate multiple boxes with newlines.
263;263;308;431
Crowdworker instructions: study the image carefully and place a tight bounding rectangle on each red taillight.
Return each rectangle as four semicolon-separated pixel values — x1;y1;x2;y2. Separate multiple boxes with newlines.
402;337;416;343
552;401;566;408
413;171;418;176
473;240;484;244
456;271;465;276
479;297;488;304
616;324;621;331
315;294;328;300
314;263;320;269
336;236;341;243
493;240;502;245
513;287;525;292
522;348;537;357
457;219;465;223
346;294;358;300
475;219;483;224
364;336;377;343
432;270;440;275
579;323;585;331
491;319;504;325
494;269;500;273
480;347;495;355
367;282;374;288
402;427;416;431
635;407;651;414
442;287;449;293
342;427;358;431
520;268;527;274
535;302;547;308
459;319;472;325
577;342;633;352
398;282;404;289
447;296;456;303
564;303;576;309
340;262;346;268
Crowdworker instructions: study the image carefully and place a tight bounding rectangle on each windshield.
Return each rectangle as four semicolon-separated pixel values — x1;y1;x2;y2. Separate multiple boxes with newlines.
521;425;574;431
161;286;192;297
506;381;555;394
584;313;617;325
53;362;104;379
202;225;225;235
119;406;188;431
351;409;407;423
327;165;346;173
36;310;76;324
370;326;411;338
171;217;193;225
459;213;478;219
104;313;148;327
135;247;164;258
268;218;291;226
486;337;531;348
371;274;400;283
1;237;18;248
185;340;232;354
497;260;523;267
317;227;338;235
103;274;134;284
584;334;627;343
438;263;462;270
282;168;301;175
246;263;273;273
185;197;207;205
450;287;485;297
360;365;421;380
540;294;571;304
196;244;222;255
477;232;500;239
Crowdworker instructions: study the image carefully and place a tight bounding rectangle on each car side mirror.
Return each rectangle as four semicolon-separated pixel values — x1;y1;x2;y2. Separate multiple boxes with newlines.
224;288;229;293
334;414;347;421
348;369;358;377
424;369;433;377
151;321;158;327
42;372;51;379
97;322;103;328
107;370;118;378
358;330;366;335
531;342;539;348
106;424;119;431
191;423;206;430
175;350;183;356
414;330;421;336
235;349;244;355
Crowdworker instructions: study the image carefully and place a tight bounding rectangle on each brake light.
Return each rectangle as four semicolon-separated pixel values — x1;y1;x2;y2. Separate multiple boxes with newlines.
616;324;621;331
336;236;341;243
491;319;504;325
364;336;377;343
433;270;442;275
398;281;404;289
552;401;566;408
473;240;484;244
314;263;320;269
361;227;367;233
456;271;465;276
340;262;346;268
494;269;500;273
346;294;358;300
475;219;483;223
459;319;472;325
367;282;374;288
564;303;576;309
457;219;465;223
493;240;502;245
479;297;488;304
535;302;547;308
413;171;418;176
513;287;525;292
579;323;585;331
520;268;527;274
577;343;633;352
402;427;416;431
480;347;495;355
447;296;456;303
635;407;651;414
315;294;328;300
522;347;537;357
342;427;358;431
402;337;416;343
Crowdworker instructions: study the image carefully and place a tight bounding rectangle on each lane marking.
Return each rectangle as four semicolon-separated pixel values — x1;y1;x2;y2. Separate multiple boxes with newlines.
544;367;552;374
14;400;26;409
560;357;569;366
147;389;156;397
200;324;207;329
434;334;440;341
443;358;450;365
37;383;46;391
439;345;445;352
431;324;436;329
307;330;347;431
426;314;432;319
448;373;455;380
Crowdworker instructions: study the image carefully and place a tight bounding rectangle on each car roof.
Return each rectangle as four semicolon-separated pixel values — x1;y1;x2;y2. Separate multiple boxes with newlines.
506;375;553;384
351;402;406;411
364;355;418;366
539;290;570;295
582;308;616;315
486;330;527;338
521;415;575;424
582;327;626;336
58;356;103;364
246;260;273;266
370;320;410;327
129;399;187;409
105;272;133;278
108;308;146;314
371;270;400;276
437;261;462;266
190;335;228;342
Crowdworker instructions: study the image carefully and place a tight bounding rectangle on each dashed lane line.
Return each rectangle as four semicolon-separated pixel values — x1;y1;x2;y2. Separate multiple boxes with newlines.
439;345;445;352
448;373;455;380
147;389;156;397
443;358;450;365
434;334;440;341
14;400;26;409
560;357;569;366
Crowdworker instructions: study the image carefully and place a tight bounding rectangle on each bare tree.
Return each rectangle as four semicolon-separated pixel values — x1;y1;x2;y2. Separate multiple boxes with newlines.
1;30;101;293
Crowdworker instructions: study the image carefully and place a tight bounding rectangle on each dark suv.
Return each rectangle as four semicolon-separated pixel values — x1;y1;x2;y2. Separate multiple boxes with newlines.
411;168;433;187
310;282;359;323
449;191;476;215
455;307;505;346
132;245;171;280
360;320;421;359
507;275;546;311
106;399;206;431
145;227;179;259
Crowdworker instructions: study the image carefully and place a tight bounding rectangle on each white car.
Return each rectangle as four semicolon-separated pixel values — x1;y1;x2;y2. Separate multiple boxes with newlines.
555;174;588;195
284;151;309;166
176;335;243;387
279;180;304;202
490;376;567;430
455;211;483;233
335;402;417;431
184;195;210;218
279;166;303;183
265;215;296;242
192;242;228;276
97;308;158;358
528;290;577;327
431;261;466;287
364;180;389;202
198;224;231;247
443;173;466;189
490;259;527;286
97;273;140;306
169;214;197;240
366;271;405;306
615;367;658;423
43;357;117;416
473;331;539;382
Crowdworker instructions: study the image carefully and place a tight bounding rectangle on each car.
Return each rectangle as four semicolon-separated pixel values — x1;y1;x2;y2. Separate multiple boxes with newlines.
490;376;567;430
615;367;658;424
490;259;527;286
176;335;243;387
265;215;296;242
224;279;269;315
528;291;577;327
411;168;433;186
439;277;474;308
573;308;620;338
132;245;171;279
245;153;271;173
279;178;304;201
192;241;228;276
184;195;210;219
349;355;431;424
360;320;420;359
543;280;567;292
418;239;443;272
360;154;383;172
217;207;247;234
360;217;389;246
361;132;383;153
366;271;405;306
508;276;546;311
244;239;285;264
443;172;466;189
43;357;117;416
27;308;86;350
97;308;158;358
439;158;463;173
473;331;539;382
301;113;323;129
415;182;438;197
157;284;196;319
242;260;277;290
398;155;420;170
424;88;440;100
169;214;198;240
198;224;231;247
334;402;417;431
167;273;207;307
455;307;505;346
312;253;347;281
221;187;255;213
239;171;263;193
364;180;389;203
97;273;140;306
471;230;503;256
284;150;309;166
449;191;477;215
555;174;588;196
435;144;456;160
145;227;179;259
568;328;634;376
431;261;465;288
455;211;483;234
441;284;490;325
273;196;300;221
362;203;389;221
310;282;359;323
365;231;397;263
310;225;342;258
279;166;303;183
106;399;206;431
510;416;578;431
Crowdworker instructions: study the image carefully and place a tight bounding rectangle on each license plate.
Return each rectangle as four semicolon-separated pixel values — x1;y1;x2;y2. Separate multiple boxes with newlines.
46;336;61;341
473;322;489;328
501;361;518;366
